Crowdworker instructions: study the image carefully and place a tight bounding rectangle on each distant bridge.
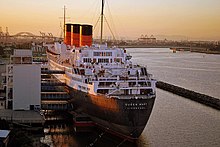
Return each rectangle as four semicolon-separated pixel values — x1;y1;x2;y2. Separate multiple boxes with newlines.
13;32;36;37
0;31;62;44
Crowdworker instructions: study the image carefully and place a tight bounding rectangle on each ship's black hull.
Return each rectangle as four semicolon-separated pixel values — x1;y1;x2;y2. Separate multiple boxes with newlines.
68;87;156;139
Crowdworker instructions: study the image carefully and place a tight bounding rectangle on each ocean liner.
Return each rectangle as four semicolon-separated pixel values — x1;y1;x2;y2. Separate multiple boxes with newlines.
45;0;156;139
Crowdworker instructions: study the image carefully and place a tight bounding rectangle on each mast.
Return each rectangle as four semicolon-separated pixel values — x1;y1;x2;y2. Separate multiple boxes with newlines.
100;0;105;44
63;5;66;39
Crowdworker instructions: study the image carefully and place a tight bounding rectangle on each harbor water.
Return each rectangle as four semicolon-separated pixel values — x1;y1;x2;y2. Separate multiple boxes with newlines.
130;48;220;147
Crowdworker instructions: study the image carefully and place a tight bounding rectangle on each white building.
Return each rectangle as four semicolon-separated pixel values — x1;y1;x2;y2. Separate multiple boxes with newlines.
4;49;41;110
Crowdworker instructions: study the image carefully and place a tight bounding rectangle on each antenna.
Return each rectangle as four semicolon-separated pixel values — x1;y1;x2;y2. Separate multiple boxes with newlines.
100;0;105;44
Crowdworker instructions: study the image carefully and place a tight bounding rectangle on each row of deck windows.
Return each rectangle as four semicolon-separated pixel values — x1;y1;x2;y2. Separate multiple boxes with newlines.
83;58;92;63
98;58;109;63
94;52;112;56
83;58;122;63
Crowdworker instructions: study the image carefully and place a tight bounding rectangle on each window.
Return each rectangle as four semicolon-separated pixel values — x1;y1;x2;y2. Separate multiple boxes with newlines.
106;52;112;56
114;58;122;62
94;52;100;56
83;58;92;63
94;52;112;56
98;58;109;63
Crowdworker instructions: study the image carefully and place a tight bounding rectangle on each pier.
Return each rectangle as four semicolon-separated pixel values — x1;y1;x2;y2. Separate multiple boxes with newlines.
0;109;45;126
156;81;220;110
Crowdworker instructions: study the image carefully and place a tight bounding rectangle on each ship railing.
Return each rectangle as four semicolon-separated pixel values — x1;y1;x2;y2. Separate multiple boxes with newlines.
98;78;117;81
89;78;117;82
90;78;152;83
97;86;116;89
102;64;126;69
98;85;152;88
109;94;155;99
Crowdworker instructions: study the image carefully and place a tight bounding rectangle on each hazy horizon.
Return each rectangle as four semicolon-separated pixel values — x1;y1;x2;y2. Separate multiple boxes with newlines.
1;0;220;41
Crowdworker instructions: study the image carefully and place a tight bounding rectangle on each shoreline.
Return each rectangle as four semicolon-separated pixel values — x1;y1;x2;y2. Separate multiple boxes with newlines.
119;46;220;54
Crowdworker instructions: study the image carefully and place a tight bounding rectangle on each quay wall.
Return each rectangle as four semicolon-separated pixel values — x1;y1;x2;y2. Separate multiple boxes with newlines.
156;81;220;110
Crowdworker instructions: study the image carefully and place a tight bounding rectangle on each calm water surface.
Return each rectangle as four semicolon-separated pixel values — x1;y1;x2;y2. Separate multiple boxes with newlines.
138;89;220;147
129;48;220;147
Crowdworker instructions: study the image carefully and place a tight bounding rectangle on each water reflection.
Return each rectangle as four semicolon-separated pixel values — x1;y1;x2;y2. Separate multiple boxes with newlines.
40;122;138;147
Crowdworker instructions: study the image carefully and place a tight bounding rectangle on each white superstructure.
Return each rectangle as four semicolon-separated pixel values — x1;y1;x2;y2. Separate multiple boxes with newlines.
46;43;156;100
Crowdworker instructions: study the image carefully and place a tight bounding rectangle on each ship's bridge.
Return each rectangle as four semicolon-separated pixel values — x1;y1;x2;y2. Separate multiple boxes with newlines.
77;47;128;66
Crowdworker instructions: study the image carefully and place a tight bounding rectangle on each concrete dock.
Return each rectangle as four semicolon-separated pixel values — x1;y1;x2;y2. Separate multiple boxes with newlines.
0;110;45;125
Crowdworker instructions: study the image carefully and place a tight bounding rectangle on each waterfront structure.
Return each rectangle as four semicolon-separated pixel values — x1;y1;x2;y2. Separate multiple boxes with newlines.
3;49;41;110
138;35;157;44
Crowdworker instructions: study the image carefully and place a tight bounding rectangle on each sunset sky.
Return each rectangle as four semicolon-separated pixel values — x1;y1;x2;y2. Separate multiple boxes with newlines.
0;0;220;40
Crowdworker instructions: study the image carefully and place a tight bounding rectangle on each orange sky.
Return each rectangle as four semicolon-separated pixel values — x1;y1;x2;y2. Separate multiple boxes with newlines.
1;0;220;40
